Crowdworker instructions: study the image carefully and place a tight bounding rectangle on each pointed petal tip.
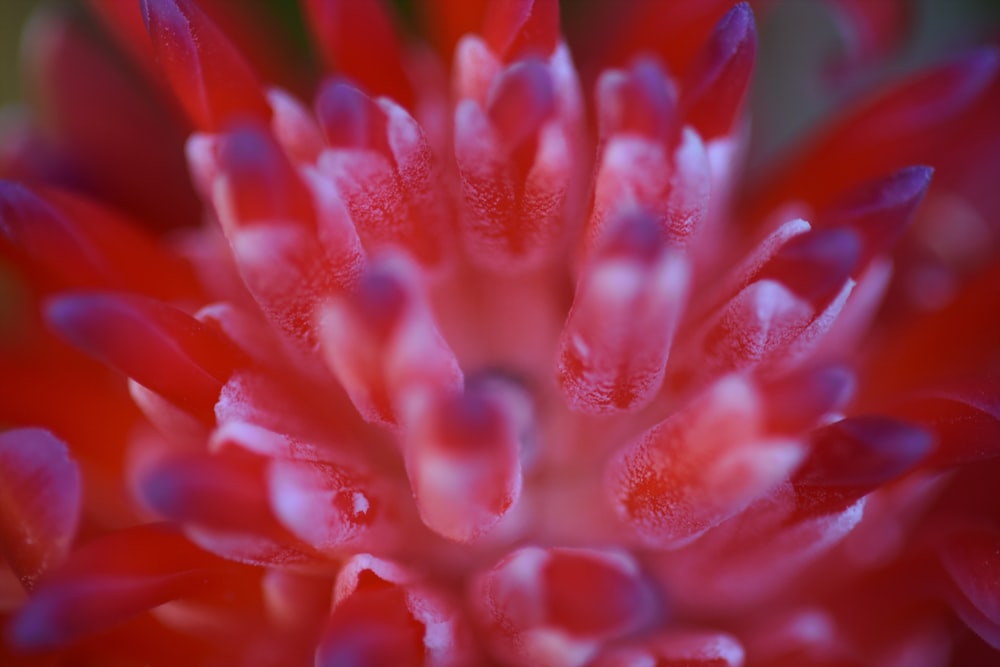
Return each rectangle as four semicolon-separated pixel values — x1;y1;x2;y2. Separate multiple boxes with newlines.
681;1;757;139
721;1;756;38
797;416;933;488
45;292;242;419
141;0;268;130
216;122;314;226
487;58;556;150
315;80;390;153
888;164;934;199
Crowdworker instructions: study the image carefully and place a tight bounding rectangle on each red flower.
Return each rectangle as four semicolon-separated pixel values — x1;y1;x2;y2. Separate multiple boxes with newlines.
2;1;1000;665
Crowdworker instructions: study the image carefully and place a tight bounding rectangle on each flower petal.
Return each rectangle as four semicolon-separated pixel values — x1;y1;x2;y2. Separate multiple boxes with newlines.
141;0;270;130
402;385;525;542
45;292;244;421
320;554;474;667
481;0;560;61
941;528;1000;649
607;375;804;548
558;212;689;414
0;428;81;590
682;2;757;140
302;0;413;106
470;547;659;667
7;524;225;650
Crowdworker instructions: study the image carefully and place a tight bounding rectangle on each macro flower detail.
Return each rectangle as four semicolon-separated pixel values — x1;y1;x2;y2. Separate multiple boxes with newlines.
0;0;999;666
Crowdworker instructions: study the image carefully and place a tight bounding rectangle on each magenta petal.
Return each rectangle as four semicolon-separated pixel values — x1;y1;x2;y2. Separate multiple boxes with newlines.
748;48;997;217
0;180;113;289
0;428;81;590
790;415;931;521
17;7;200;233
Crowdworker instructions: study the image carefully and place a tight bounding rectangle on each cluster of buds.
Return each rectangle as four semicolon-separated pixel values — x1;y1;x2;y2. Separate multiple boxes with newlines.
1;0;1000;665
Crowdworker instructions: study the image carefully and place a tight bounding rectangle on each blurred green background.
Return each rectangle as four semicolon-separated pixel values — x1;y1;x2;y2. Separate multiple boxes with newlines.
0;0;36;105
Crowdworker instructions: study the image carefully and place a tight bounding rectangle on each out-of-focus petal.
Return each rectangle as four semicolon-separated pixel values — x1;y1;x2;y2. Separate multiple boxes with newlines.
0;429;81;591
141;0;270;131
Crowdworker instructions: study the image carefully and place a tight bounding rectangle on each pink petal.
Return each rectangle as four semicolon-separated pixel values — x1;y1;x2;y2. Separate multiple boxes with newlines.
402;385;524;542
0;428;81;590
315;81;392;154
591;630;746;667
596;58;678;142
470;547;658;667
607;375;804;548
319;254;462;425
558;212;689;414
487;59;556;159
266;88;325;163
267;457;382;553
321;554;474;667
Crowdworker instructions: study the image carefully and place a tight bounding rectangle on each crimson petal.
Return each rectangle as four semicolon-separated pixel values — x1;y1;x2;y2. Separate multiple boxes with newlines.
0;428;81;590
46;292;244;421
141;0;270;131
7;524;225;651
302;0;413;106
941;528;1000;649
682;2;757;140
482;0;560;61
